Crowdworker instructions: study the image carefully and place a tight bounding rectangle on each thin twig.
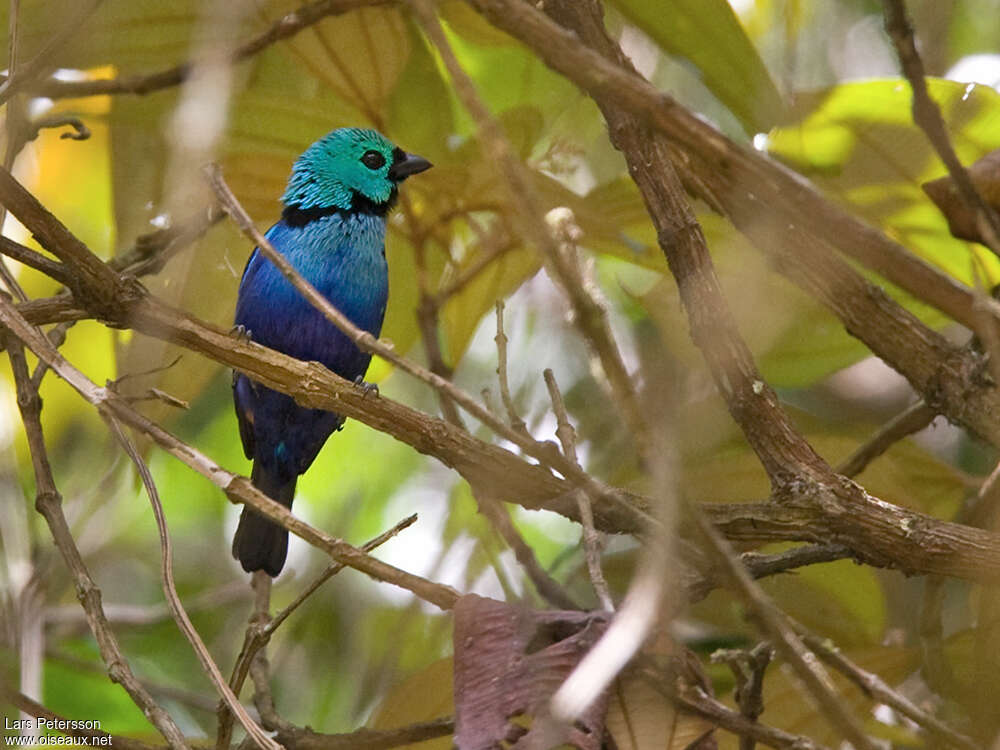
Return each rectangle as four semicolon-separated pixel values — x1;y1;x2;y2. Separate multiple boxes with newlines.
432;298;575;608
478;497;579;609
454;301;579;608
663;680;830;750
712;643;773;750
216;515;419;749
217;573;272;750
919;576;953;697
247;572;294;734
250;643;291;732
431;231;516;305
203;162;637;523
406;234;575;608
415;267;571;611
882;0;1000;256
0;292;462;610
686;503;881;750
104;417;279;750
3;687;163;750
272;717;455;750
544;368;613;611
22;0;388;100
964;450;1000;530
684;544;854;604
0;235;73;285
795;625;978;750
4;334;190;749
412;0;652;465
112;206;226;276
0;0;103;104
269;514;418;635
494;300;529;436
31;321;76;388
0;0;28;303
25;114;91;142
413;223;464;426
836;401;937;477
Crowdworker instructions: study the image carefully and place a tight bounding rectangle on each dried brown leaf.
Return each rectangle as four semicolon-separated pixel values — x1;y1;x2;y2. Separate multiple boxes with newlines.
453;594;610;750
923;148;1000;244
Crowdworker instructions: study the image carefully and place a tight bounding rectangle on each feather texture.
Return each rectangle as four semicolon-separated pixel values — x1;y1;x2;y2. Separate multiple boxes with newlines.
231;128;430;575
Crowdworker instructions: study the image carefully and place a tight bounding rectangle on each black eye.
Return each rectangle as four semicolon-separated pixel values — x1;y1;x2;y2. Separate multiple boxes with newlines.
361;150;385;170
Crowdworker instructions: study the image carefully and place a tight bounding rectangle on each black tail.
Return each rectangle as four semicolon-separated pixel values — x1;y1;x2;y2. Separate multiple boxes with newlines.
232;463;297;576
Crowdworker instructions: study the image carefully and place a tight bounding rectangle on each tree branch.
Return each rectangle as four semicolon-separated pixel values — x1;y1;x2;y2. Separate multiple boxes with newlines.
687;502;879;750
796;625;978;750
272;717;454;750
4;334;189;749
463;0;1000;454
664;680;830;750
836;401;937;478
1;161;1000;586
2;687;162;750
203;162;640;524
412;0;652;464
105;417;278;750
0;293;463;611
882;0;1000;255
0;235;73;285
18;0;389;100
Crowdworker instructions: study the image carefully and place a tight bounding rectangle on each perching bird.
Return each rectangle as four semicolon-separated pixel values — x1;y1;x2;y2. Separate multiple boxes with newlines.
231;128;431;576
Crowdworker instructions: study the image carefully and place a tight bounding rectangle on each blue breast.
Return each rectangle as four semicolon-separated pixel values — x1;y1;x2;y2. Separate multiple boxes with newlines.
234;213;389;377
233;212;389;476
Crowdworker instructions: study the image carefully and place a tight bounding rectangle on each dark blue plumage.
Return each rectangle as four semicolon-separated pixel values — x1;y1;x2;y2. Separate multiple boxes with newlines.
232;128;431;576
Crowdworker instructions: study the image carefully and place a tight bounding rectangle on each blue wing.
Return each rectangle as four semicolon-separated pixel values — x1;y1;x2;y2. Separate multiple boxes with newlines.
232;213;388;476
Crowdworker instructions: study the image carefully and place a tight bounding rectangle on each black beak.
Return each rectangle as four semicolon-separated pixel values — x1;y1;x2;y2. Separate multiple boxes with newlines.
388;151;433;182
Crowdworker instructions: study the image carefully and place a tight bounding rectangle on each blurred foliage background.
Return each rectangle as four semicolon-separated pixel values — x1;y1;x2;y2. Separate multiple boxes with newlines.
3;0;1000;747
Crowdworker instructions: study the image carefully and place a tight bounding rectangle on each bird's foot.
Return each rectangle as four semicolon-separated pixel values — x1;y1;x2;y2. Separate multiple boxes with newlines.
230;324;252;342
354;375;379;399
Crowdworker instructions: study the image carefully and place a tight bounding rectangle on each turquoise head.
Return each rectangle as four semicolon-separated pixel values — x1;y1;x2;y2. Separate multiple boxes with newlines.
281;128;431;215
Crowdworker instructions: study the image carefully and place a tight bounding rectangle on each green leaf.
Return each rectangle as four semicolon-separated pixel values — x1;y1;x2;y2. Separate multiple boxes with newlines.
387;21;456;162
641;212;869;388
751;645;918;746
560;176;664;272
943;626;1000;723
108;32;415;411
690;552;890;651
0;0;201;72
607;0;785;132
370;657;454;749
440;236;540;366
276;4;411;115
381;229;445;361
680;400;966;519
441;12;582;134
768;78;1000;290
43;645;153;735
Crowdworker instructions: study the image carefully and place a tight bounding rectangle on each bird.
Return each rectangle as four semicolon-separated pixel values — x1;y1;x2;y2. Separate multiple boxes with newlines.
231;127;431;576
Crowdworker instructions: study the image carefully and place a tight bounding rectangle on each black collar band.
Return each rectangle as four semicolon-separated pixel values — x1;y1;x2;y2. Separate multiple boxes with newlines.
282;188;397;227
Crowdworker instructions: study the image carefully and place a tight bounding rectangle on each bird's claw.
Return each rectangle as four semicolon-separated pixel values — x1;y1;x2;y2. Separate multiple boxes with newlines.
353;375;379;399
230;324;252;342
